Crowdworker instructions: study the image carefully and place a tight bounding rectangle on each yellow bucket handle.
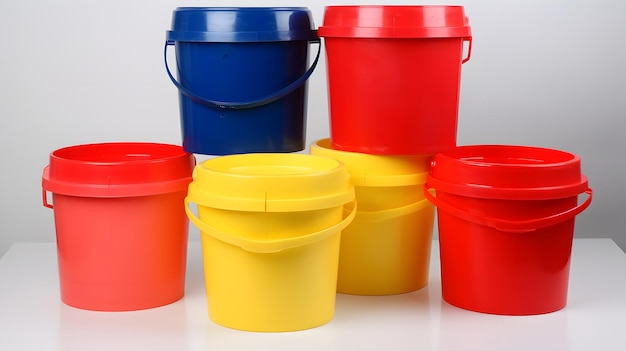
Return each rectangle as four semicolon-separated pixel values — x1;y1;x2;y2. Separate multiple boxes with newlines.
355;198;432;223
185;199;356;253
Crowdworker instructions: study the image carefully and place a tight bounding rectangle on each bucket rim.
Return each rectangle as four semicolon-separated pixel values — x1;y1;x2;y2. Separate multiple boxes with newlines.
42;142;195;198
310;138;431;186
173;6;311;11
167;6;318;43
187;153;355;212
427;144;589;200
318;5;471;39
426;175;590;200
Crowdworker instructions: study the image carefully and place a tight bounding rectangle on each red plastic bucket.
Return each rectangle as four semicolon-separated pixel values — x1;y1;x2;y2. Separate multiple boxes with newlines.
42;142;195;311
318;6;472;155
424;145;592;315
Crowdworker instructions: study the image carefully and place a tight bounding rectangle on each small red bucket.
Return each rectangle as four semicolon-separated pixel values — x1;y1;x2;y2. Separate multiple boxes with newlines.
42;142;195;311
318;5;472;155
424;145;592;315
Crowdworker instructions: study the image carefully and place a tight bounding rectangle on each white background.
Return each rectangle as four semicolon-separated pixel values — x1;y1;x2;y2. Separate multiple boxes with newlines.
0;0;624;257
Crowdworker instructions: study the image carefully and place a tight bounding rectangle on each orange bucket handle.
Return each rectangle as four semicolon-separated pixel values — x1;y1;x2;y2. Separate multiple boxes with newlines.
42;188;53;209
424;185;592;233
185;199;356;253
42;166;54;209
462;36;472;64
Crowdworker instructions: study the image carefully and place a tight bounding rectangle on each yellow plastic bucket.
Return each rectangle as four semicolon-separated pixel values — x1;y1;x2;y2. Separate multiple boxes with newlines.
185;153;355;332
310;138;435;295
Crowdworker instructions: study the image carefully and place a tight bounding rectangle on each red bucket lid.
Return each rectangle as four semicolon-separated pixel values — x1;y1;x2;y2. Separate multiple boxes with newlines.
427;145;589;200
42;142;195;197
318;5;471;38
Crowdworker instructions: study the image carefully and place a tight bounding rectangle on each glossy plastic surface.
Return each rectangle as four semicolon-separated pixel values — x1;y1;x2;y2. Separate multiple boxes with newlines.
41;142;194;311
427;144;589;199
426;144;593;315
310;139;435;295
52;191;189;311
195;204;349;332
166;8;319;155
42;142;194;198
320;6;471;155
318;5;471;38
310;138;431;187
436;192;578;315
185;153;355;331
187;153;354;212
167;7;318;42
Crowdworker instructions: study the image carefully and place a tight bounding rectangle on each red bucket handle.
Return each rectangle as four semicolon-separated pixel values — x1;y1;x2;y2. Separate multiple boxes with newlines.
424;184;592;233
462;36;472;64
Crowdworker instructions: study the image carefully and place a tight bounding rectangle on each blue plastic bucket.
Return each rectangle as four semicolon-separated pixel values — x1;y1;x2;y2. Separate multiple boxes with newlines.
165;7;320;155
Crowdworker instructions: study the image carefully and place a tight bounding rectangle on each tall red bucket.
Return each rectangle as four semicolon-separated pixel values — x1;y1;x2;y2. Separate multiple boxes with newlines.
318;6;472;155
42;142;195;311
424;145;592;315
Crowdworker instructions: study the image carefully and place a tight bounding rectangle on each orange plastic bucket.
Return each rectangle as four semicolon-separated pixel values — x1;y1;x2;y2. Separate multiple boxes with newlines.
42;142;195;311
425;145;592;315
318;5;471;154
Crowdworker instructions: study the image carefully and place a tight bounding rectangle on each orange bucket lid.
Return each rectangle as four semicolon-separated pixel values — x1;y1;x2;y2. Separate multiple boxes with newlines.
42;142;195;197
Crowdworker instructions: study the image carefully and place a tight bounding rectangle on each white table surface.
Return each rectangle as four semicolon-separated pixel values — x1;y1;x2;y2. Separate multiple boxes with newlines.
1;239;625;351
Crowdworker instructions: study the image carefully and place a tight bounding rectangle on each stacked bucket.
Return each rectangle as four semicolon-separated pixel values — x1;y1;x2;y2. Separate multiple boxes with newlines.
165;7;356;332
313;6;471;297
317;5;591;316
40;5;593;334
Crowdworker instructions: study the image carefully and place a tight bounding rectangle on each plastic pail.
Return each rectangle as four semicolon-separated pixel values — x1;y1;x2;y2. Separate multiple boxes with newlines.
165;7;320;155
41;142;195;311
185;153;355;332
318;6;471;155
424;145;593;315
310;139;434;295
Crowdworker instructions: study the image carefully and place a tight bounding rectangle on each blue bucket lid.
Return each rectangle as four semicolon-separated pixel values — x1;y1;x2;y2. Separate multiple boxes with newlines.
167;7;318;43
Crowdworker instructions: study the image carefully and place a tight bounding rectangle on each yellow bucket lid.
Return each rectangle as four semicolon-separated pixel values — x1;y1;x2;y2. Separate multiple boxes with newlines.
310;139;431;187
187;153;354;212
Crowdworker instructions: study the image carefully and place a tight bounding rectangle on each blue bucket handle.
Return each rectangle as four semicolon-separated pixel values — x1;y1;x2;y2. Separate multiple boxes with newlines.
164;39;321;110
